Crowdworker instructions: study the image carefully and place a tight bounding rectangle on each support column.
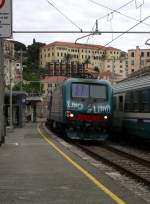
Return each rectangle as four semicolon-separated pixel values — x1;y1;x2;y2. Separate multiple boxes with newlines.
0;39;5;144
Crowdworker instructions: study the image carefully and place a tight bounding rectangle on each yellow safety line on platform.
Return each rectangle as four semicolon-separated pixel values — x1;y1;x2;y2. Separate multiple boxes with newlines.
37;125;126;204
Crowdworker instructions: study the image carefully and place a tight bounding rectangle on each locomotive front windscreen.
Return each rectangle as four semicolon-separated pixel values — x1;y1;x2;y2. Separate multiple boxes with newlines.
72;84;89;98
72;83;107;99
90;85;106;99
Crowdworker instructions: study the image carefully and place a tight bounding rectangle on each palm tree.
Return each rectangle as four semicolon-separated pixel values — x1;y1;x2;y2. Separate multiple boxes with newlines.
84;57;91;69
63;53;72;76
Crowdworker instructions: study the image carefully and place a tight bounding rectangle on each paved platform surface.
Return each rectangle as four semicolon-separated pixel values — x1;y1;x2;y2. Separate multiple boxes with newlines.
0;123;149;204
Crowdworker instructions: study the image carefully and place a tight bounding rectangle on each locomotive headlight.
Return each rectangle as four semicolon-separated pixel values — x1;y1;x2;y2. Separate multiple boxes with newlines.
65;111;74;118
104;116;108;120
70;113;74;118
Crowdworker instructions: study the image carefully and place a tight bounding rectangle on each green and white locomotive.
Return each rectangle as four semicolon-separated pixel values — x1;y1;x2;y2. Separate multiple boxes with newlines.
113;75;150;140
47;78;113;141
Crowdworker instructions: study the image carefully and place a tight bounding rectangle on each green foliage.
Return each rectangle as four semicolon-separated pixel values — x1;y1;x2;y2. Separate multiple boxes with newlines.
63;53;72;64
84;57;91;65
14;41;26;52
26;39;45;70
14;39;46;94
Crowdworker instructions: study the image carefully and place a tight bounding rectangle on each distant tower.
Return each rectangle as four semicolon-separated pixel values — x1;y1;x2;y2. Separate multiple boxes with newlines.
33;38;36;44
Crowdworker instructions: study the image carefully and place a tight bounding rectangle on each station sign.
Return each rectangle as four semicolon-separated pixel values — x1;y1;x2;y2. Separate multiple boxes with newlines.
0;0;12;38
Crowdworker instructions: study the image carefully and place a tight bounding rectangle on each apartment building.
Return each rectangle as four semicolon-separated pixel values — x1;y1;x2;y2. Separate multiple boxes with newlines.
39;41;127;82
128;46;150;75
3;40;22;88
3;40;15;87
42;76;66;97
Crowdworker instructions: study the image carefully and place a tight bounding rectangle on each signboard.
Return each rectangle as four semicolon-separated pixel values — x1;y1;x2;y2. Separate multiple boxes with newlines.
0;0;12;38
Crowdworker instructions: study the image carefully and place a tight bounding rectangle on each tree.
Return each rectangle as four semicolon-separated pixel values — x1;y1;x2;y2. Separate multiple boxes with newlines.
22;39;46;93
94;66;100;73
25;38;45;70
14;41;26;52
84;57;91;69
63;53;72;64
63;53;72;76
13;74;42;94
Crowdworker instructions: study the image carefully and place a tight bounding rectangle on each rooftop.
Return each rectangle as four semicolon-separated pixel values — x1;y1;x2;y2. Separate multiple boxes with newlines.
42;41;120;51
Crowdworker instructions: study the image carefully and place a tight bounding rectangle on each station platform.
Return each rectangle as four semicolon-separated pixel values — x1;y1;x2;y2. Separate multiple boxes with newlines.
0;123;149;204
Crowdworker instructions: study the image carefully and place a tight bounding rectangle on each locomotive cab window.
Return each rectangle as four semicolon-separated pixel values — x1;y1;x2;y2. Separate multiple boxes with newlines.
90;85;107;99
72;83;89;98
71;83;107;100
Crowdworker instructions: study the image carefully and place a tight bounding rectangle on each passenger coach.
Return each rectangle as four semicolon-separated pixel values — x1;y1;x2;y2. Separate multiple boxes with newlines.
47;78;113;141
113;75;150;140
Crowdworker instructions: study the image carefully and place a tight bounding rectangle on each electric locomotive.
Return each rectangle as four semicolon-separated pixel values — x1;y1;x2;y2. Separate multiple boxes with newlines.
113;74;150;140
47;78;113;141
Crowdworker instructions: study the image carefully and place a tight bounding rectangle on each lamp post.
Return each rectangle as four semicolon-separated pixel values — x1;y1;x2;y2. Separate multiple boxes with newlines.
0;39;5;142
9;59;13;129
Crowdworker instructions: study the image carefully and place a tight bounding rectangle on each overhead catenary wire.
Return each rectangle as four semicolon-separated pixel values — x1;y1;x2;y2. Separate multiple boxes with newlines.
97;0;134;21
46;0;82;31
90;0;135;33
88;0;150;28
13;30;150;34
104;15;150;46
135;0;144;9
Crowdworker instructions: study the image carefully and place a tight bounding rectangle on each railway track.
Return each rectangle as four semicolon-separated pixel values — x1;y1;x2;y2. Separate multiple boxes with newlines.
44;123;150;186
74;142;150;187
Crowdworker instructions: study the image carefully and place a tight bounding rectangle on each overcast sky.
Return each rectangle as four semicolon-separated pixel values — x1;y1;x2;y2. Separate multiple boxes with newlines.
12;0;150;51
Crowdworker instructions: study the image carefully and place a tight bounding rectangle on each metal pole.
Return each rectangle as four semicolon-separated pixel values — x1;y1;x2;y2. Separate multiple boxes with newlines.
0;39;5;143
9;61;13;128
20;49;23;91
112;57;115;85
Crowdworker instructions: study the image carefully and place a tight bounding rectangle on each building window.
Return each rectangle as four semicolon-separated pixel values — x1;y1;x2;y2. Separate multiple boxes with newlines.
147;52;150;57
141;60;144;65
141;52;144;57
131;60;134;65
131;52;134;57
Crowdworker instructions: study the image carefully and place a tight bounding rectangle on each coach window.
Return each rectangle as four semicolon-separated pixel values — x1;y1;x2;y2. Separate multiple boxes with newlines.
141;90;150;112
118;95;123;111
113;96;117;110
125;92;132;112
132;91;139;112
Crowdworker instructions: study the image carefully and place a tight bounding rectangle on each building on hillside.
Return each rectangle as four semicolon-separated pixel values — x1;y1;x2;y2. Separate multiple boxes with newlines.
99;71;123;84
46;62;85;77
100;52;128;83
39;41;127;82
41;76;66;97
3;40;22;88
128;46;150;75
3;40;15;87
